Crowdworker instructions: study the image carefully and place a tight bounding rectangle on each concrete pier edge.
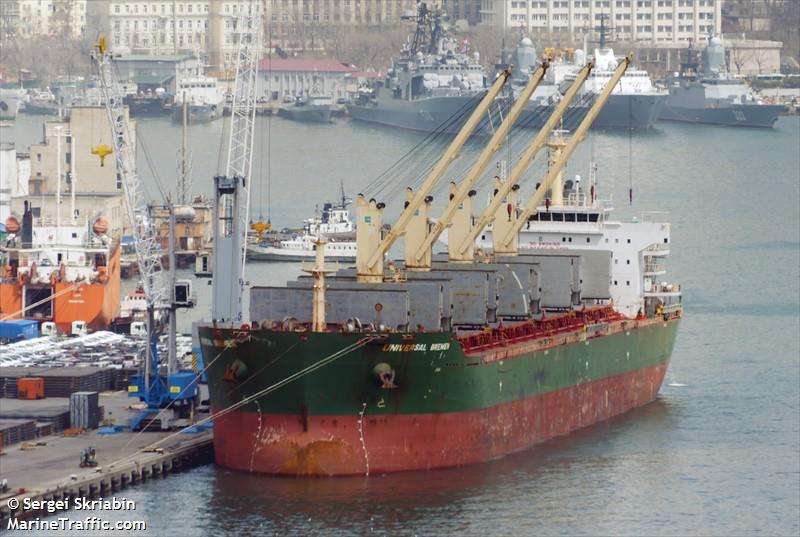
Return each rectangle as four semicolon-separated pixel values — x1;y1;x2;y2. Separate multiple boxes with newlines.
0;431;213;523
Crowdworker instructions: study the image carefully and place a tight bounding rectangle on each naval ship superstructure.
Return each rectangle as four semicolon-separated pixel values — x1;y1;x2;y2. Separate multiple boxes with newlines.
660;36;783;128
346;2;500;134
504;34;666;130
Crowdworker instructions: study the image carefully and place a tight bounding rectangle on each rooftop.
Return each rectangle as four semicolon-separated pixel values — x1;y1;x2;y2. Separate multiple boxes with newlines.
114;54;195;63
259;58;357;73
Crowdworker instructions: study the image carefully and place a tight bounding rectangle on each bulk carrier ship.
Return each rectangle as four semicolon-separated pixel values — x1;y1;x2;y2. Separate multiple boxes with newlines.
199;51;682;476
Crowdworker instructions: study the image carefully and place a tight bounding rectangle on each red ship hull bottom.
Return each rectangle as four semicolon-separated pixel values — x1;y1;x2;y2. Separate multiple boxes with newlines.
211;362;668;476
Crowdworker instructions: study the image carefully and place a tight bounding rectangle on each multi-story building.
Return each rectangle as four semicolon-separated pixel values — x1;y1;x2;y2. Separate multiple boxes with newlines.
14;107;133;238
0;144;30;225
480;0;721;45
109;1;419;71
0;0;88;41
442;0;483;26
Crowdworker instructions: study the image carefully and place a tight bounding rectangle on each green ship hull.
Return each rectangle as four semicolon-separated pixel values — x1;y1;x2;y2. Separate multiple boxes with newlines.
199;309;681;475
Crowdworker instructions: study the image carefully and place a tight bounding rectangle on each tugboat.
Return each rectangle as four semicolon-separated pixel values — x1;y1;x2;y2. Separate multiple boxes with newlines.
171;76;224;123
124;87;172;117
247;188;356;262
279;94;335;123
346;2;501;134
660;36;784;128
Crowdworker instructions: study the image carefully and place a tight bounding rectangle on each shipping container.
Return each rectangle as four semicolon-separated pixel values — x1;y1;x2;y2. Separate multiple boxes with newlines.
17;377;44;400
0;320;39;343
69;391;100;430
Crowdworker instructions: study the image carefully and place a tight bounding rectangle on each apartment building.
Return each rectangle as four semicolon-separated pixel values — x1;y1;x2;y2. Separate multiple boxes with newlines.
479;0;722;44
109;1;419;70
15;107;133;238
0;0;87;41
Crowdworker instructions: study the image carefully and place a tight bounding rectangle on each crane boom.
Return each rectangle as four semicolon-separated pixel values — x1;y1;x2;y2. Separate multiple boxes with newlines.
497;54;632;252
212;0;263;323
453;62;594;259
356;69;512;281
92;38;167;310
409;62;548;268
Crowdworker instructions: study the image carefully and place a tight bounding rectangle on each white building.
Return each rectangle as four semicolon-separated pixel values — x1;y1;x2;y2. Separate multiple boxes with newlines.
480;0;722;44
0;143;31;224
109;1;419;71
113;54;202;93
259;58;357;101
1;0;88;40
14;108;133;238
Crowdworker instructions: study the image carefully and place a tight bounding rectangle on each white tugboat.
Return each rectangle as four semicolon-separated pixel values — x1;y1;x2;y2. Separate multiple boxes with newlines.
247;191;357;262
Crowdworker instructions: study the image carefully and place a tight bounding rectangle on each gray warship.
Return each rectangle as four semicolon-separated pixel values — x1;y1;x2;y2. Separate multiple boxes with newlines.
502;21;666;130
279;94;335;123
660;36;783;128
346;3;502;135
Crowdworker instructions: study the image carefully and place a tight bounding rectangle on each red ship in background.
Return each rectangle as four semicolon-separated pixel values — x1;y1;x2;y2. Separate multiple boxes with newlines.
1;202;121;334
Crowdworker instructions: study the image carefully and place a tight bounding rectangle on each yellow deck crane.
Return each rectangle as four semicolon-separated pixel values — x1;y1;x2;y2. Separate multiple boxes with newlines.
355;68;513;283
448;62;595;262
494;54;632;255
404;61;550;270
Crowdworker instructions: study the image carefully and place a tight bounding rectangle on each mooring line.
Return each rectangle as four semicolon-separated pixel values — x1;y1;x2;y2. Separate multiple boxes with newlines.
108;335;375;468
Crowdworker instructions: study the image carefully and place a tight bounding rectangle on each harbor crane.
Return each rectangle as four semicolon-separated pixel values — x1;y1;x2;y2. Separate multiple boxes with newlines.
92;38;198;430
211;0;263;324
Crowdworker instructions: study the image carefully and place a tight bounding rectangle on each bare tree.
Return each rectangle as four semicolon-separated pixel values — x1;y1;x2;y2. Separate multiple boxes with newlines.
729;45;752;75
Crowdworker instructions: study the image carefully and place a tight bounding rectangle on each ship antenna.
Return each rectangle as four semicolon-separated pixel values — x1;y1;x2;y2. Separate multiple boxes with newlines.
628;95;633;205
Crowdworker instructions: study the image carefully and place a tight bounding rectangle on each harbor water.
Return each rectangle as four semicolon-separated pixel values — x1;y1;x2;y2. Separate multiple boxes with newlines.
2;114;798;536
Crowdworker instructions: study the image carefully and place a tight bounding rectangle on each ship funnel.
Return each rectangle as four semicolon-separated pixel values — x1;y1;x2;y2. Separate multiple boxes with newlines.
22;200;33;248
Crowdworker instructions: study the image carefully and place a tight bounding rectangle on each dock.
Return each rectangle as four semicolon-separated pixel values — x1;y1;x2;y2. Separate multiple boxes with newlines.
0;392;214;523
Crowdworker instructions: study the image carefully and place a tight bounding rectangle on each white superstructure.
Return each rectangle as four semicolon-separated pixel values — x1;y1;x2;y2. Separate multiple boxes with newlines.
247;199;357;262
576;47;664;97
475;167;676;319
174;75;224;108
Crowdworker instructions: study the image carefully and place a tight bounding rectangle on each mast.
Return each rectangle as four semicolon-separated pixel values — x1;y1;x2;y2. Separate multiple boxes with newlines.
452;62;594;261
211;0;262;323
495;54;632;254
302;237;337;332
70;128;76;223
178;97;189;205
55;125;63;233
355;68;512;283
408;62;549;270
